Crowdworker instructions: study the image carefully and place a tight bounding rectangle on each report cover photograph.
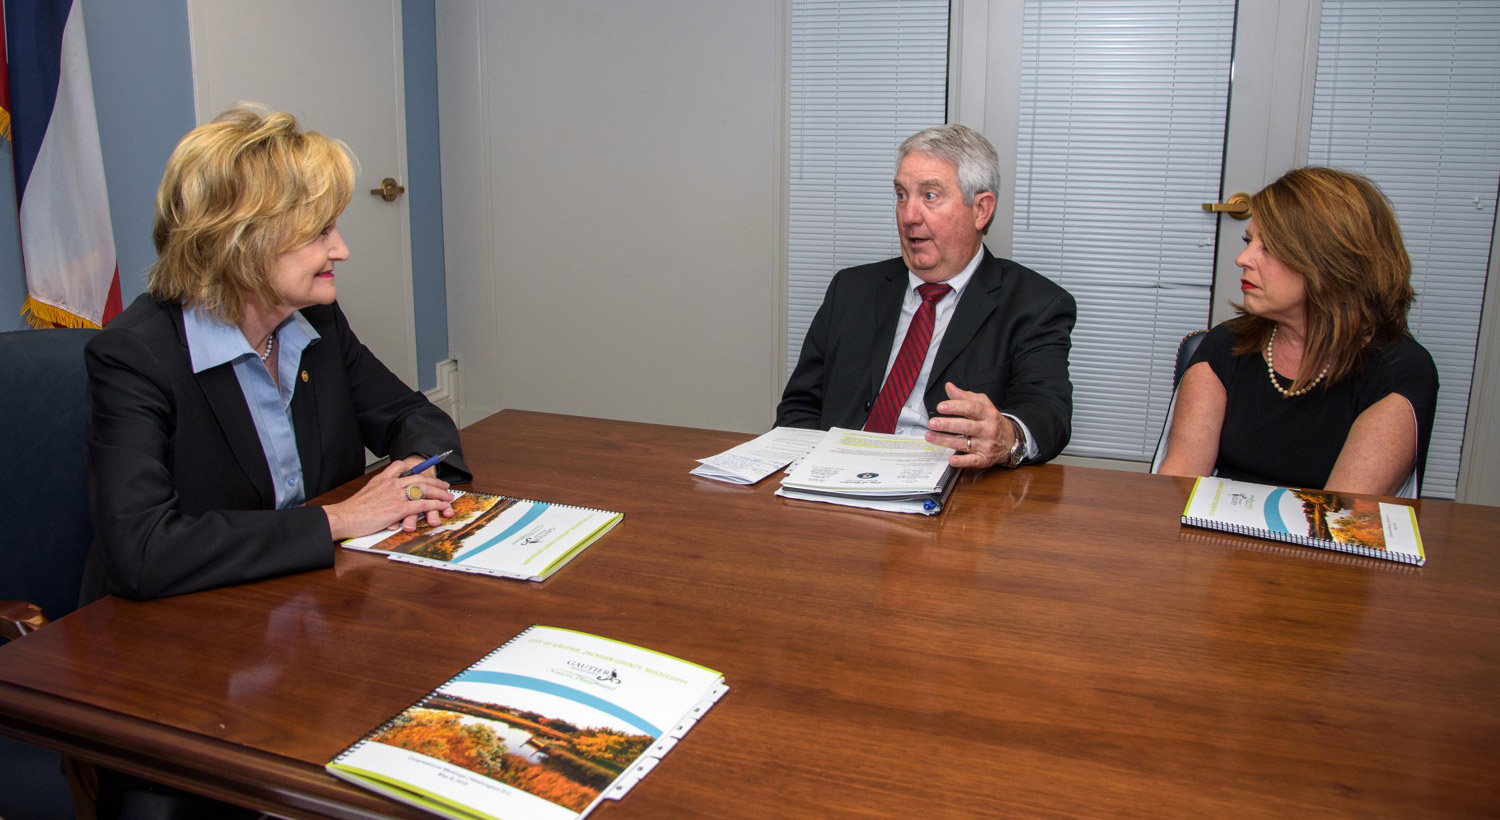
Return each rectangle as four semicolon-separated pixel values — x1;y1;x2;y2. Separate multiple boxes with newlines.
367;682;657;813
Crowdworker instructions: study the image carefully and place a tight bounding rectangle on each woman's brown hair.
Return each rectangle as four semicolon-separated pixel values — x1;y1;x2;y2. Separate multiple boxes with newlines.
1230;166;1415;394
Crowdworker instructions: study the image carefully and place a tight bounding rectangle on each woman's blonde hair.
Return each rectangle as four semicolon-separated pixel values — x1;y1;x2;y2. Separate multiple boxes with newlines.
147;104;355;322
1231;166;1415;393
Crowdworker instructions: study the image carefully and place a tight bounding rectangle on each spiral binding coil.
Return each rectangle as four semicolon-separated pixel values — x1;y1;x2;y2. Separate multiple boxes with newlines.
1182;516;1422;566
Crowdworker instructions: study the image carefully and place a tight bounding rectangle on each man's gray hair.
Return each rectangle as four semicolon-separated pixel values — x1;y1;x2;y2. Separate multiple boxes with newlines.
897;124;1001;207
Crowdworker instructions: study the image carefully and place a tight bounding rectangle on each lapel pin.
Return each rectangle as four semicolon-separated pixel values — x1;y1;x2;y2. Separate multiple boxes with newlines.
301;370;309;383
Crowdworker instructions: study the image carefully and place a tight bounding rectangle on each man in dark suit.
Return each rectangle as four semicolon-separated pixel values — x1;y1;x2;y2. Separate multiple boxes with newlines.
777;124;1075;467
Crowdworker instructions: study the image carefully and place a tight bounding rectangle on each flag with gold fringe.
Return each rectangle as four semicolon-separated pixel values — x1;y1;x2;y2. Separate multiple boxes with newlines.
0;7;12;140
5;0;121;328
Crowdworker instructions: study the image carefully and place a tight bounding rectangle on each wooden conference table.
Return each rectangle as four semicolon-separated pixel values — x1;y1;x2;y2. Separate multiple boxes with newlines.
1;410;1497;819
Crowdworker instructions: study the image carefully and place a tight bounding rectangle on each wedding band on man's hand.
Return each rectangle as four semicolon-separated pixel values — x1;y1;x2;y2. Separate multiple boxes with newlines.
965;437;973;453
405;484;423;501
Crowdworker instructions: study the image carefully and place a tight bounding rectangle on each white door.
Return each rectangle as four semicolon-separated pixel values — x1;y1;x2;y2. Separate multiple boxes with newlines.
186;0;417;386
1208;2;1318;325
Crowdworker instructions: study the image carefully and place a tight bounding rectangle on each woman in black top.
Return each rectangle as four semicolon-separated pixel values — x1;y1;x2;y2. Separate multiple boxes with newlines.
1158;167;1438;495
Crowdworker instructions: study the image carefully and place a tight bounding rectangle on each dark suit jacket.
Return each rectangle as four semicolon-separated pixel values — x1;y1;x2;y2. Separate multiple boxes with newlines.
81;295;470;601
776;249;1075;462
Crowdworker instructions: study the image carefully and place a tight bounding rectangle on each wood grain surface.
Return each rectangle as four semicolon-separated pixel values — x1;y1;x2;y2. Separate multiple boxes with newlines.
1;410;1497;819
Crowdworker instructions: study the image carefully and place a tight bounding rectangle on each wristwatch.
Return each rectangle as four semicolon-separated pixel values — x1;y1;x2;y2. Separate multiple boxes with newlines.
1002;417;1027;468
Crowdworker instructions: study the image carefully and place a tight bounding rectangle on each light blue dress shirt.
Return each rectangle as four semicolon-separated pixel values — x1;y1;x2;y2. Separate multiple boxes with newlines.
182;306;321;509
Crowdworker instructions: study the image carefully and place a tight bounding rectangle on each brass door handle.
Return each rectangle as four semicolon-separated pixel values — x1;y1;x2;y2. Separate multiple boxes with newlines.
370;177;406;202
1202;192;1251;219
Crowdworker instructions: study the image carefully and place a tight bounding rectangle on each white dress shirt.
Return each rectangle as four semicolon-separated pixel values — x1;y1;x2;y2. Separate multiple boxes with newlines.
877;248;1039;461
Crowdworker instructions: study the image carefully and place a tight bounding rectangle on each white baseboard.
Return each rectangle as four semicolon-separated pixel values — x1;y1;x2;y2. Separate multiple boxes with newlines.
1052;453;1150;473
424;357;461;428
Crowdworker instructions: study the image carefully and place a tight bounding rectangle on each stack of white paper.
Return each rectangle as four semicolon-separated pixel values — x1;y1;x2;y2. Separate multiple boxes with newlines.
775;428;958;515
690;426;826;484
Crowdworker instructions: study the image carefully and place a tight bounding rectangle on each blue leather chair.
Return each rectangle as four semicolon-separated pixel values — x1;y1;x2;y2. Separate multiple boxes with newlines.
0;327;98;820
0;327;97;632
0;328;265;820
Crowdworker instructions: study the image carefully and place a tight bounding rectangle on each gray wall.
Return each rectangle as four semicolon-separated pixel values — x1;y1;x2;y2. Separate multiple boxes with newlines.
0;131;25;325
82;0;198;309
437;1;784;433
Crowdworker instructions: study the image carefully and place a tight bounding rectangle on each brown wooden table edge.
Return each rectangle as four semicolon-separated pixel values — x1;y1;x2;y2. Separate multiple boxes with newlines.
0;680;428;820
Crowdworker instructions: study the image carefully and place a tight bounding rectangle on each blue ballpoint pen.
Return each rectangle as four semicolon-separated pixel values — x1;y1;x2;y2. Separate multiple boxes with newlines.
401;449;453;477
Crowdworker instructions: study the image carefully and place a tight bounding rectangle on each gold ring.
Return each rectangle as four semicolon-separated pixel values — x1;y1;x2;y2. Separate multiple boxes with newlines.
965;437;973;453
405;484;423;501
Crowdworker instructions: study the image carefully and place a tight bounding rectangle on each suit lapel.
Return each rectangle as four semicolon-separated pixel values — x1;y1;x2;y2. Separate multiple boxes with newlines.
867;263;911;398
291;339;323;496
167;302;273;508
195;361;275;509
927;251;1005;408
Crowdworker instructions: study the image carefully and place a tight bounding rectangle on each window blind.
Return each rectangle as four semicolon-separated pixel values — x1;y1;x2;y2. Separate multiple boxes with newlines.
1013;0;1236;460
787;0;949;375
1308;0;1500;499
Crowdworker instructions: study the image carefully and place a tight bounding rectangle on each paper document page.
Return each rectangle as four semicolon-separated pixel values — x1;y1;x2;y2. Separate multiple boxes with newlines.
775;485;949;515
781;428;954;497
691;426;825;484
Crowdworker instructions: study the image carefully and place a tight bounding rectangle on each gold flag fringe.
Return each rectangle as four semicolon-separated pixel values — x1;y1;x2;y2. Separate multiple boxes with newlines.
21;296;102;330
0;108;10;141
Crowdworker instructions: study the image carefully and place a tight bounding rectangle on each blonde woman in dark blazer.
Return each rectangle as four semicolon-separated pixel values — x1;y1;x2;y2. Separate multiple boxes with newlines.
83;105;469;603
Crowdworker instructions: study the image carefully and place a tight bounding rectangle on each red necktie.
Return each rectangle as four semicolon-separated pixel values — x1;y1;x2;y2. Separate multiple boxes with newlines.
864;282;951;434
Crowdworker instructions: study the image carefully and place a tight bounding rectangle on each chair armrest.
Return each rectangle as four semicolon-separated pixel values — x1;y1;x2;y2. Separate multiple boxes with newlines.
0;599;49;640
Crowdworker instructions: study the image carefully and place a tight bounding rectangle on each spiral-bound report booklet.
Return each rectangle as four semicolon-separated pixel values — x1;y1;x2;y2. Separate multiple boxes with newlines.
328;625;727;820
341;492;622;582
1181;476;1425;566
775;427;958;515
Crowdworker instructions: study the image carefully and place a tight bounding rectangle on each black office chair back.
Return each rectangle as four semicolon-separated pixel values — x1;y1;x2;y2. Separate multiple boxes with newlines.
1152;329;1209;473
1173;329;1208;388
0;328;98;629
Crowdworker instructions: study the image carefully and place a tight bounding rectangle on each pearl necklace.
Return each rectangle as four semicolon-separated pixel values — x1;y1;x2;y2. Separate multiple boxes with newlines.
1264;324;1328;398
258;333;276;362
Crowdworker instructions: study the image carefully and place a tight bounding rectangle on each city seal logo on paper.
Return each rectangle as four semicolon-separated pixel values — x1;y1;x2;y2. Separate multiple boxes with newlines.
519;526;557;546
857;472;879;479
566;659;622;688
